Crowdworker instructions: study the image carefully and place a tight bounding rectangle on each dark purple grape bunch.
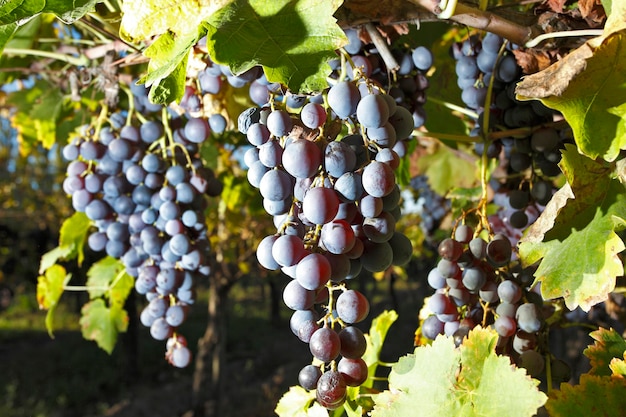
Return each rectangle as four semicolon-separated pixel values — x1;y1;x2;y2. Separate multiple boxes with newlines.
296;288;371;409
239;74;417;408
450;33;568;233
422;223;547;376
62;108;222;367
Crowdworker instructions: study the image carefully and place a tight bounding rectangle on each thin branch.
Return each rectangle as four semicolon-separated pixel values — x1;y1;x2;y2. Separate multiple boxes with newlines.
364;23;399;71
407;0;535;45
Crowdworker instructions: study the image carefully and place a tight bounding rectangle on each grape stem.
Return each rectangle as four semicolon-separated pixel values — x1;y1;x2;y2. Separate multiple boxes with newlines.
364;23;399;72
427;96;479;119
413;130;479;143
3;48;90;67
525;29;604;48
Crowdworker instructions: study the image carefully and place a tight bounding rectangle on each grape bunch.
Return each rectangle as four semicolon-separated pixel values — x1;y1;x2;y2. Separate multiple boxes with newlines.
406;175;450;237
62;85;221;367
450;33;572;232
331;28;433;129
422;223;561;381
240;68;420;408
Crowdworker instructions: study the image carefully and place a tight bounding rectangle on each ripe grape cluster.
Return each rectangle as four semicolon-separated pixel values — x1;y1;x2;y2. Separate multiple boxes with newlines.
62;85;221;367
451;33;572;235
422;223;560;380
332;28;433;129
240;54;427;406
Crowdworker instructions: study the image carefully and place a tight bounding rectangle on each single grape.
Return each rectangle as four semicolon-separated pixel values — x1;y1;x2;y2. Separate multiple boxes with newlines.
299;364;322;390
309;327;341;362
316;370;347;409
336;289;369;324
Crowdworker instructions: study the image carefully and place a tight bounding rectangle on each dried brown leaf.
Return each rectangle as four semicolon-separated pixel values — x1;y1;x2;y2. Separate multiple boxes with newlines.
579;0;607;26
513;49;554;74
544;0;567;13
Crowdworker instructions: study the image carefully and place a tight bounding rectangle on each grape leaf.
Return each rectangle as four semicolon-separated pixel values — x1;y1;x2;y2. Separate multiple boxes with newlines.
362;310;398;389
120;0;232;43
86;257;133;305
275;386;328;417
371;327;546;417
36;264;71;337
0;0;43;25
416;143;478;195
204;0;347;93
583;328;626;376
545;374;626;417
39;212;90;274
609;355;626;376
519;145;626;311
139;28;201;104
39;245;73;274
79;299;128;354
0;22;17;53
8;79;64;150
59;211;90;266
516;31;626;162
0;0;97;25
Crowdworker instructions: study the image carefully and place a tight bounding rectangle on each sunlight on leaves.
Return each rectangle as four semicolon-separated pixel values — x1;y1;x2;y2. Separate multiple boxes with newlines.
520;145;626;311
204;0;346;93
371;327;546;417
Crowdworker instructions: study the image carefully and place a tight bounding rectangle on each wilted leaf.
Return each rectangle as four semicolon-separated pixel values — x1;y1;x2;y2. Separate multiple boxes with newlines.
516;31;626;162
204;0;347;93
583;328;626;376
546;374;626;417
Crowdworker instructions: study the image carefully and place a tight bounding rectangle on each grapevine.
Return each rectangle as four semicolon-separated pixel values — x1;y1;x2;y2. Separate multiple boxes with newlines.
1;0;625;416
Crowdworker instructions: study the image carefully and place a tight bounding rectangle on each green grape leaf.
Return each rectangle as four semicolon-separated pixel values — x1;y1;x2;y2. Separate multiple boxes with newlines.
43;0;99;23
0;0;43;25
416;144;478;195
583;328;626;376
59;211;90;266
39;245;73;274
0;0;96;25
36;264;71;337
516;31;626;162
0;22;17;53
140;28;201;104
545;374;626;417
519;145;626;311
362;310;398;389
38;212;91;274
275;386;328;417
86;257;133;306
204;0;347;93
371;327;547;417
120;0;232;42
371;335;462;416
79;299;128;354
8;79;64;149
